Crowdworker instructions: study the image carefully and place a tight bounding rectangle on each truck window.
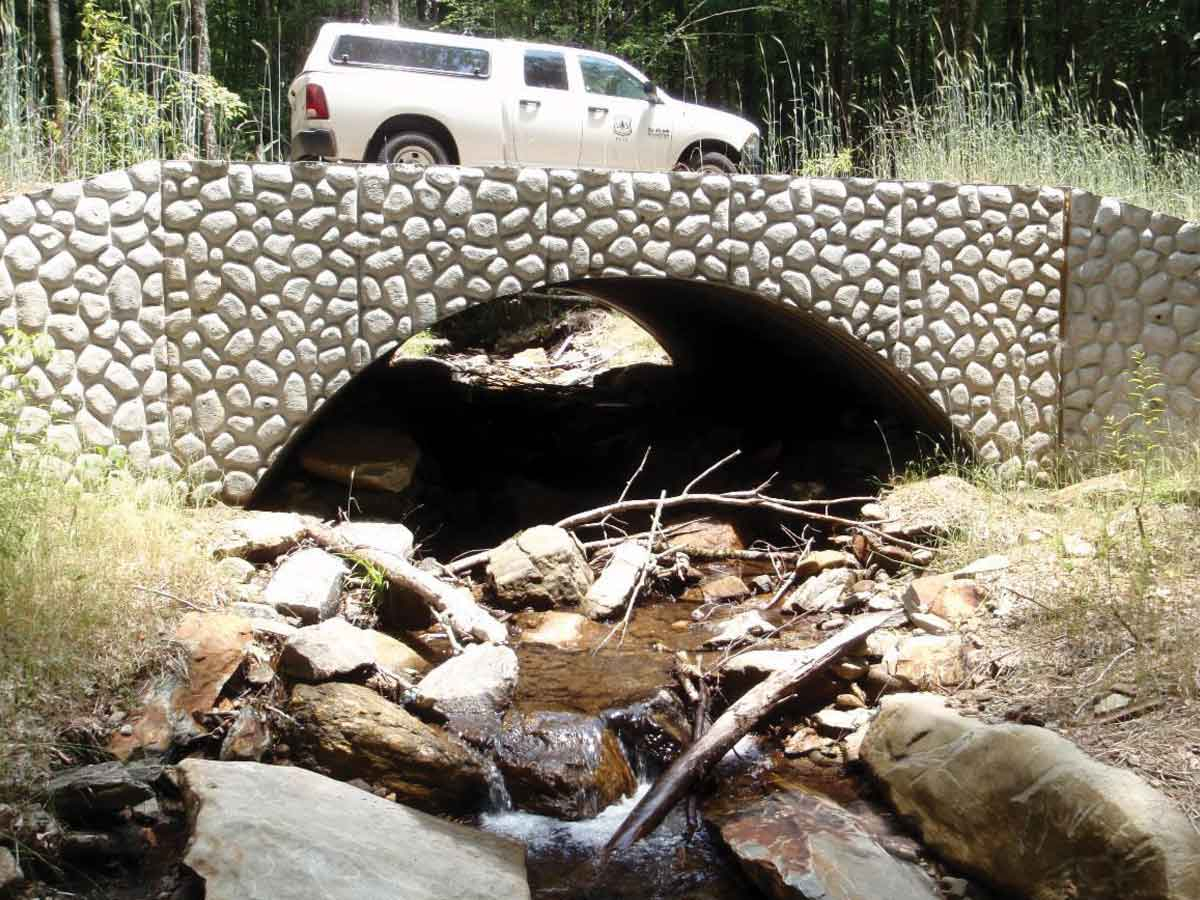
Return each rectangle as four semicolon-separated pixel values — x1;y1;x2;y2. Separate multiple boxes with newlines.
524;50;568;90
579;55;645;100
330;35;490;77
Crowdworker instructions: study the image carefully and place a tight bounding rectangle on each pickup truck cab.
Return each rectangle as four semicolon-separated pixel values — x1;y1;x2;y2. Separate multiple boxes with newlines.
289;23;760;174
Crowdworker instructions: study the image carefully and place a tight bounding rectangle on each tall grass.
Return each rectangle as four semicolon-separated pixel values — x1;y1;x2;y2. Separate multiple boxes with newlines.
759;39;1200;221
0;0;253;195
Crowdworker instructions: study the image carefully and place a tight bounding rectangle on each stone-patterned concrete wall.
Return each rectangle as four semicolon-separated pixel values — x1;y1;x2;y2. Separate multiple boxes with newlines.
1064;191;1200;448
9;162;1185;503
0;161;172;471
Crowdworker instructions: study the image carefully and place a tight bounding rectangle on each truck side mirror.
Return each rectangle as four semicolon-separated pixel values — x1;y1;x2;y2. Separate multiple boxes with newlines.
643;80;661;103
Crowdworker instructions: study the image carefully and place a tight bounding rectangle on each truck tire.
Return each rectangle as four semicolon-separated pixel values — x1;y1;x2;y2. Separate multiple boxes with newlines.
698;150;737;175
379;132;450;167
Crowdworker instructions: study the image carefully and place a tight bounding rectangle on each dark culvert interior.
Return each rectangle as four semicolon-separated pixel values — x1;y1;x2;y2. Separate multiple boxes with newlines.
252;277;957;562
250;279;961;900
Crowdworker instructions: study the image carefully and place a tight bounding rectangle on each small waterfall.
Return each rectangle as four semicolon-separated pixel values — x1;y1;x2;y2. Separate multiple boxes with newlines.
482;757;513;812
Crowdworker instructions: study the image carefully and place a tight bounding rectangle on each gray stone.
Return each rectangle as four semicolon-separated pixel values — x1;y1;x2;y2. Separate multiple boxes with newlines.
581;540;651;620
263;547;347;624
333;520;414;561
862;695;1200;900
0;846;20;895
487;524;594;610
212;511;310;562
414;643;518;745
703;610;773;648
44;761;161;821
280;617;427;684
784;567;857;613
178;758;529;899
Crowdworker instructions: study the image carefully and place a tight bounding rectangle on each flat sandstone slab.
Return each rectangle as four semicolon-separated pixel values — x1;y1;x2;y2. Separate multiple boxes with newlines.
178;759;530;900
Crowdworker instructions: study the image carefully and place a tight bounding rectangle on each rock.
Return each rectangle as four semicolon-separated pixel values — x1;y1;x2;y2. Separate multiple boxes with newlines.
783;567;857;613
1094;691;1133;716
703;610;773;648
177;759;530;899
332;520;414;560
751;574;775;593
219;707;272;761
414;643;519;745
794;549;856;577
862;694;1200;900
889;634;964;689
953;554;1010;576
835;692;866;710
280;618;427;684
110;613;252;760
215;556;256;584
487;525;593;610
908;610;954;635
289;682;489;814
832;657;869;680
700;574;749;603
814;707;871;736
44;761;161;821
299;424;421;494
518;610;591;649
212;511;309;562
1052;470;1136;505
497;711;637;820
581;540;651;619
263;547;347;623
0;847;20;896
902;574;986;624
1062;533;1097;558
666;520;744;554
706;780;940;900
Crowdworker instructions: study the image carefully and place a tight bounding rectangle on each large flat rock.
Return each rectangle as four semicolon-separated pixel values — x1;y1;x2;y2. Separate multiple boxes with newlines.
178;759;530;900
862;693;1200;900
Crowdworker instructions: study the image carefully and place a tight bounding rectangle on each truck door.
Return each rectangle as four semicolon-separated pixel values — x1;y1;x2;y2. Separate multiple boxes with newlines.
509;49;582;167
576;54;674;171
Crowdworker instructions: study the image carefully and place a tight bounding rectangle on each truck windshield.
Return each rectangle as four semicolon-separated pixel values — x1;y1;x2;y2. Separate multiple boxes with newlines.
330;35;490;77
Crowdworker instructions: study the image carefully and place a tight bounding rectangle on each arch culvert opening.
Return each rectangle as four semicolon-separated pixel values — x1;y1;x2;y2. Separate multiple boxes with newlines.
250;281;962;900
254;281;956;565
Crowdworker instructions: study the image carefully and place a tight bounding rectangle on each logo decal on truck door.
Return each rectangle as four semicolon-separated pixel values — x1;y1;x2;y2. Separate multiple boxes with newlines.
613;115;633;137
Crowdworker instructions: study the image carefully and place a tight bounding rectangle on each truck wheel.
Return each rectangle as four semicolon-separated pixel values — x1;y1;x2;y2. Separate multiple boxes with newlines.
698;151;737;175
379;132;450;167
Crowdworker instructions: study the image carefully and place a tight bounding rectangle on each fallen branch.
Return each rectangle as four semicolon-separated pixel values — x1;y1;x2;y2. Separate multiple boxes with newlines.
601;610;903;859
305;524;508;645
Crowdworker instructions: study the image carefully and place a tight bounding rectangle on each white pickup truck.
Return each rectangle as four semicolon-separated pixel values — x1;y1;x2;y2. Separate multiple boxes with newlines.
289;23;760;174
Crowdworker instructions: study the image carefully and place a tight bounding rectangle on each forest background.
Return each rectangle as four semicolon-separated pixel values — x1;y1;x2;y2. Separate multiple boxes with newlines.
1;0;1199;217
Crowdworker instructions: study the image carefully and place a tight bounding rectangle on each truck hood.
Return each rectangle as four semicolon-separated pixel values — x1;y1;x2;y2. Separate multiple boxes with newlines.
671;99;758;145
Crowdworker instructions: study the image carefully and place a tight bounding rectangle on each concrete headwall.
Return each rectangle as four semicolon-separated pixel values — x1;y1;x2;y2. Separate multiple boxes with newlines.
1;161;1197;502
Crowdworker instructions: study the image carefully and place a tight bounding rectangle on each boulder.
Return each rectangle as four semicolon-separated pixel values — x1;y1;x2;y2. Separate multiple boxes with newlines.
902;574;985;625
279;618;427;684
414;643;518;745
794;549;856;578
263;547;347;624
700;574;750;603
890;634;964;689
288;682;488;814
518;611;592;649
705;780;940;900
44;761;161;821
299;425;420;494
333;520;415;561
496;711;637;820
487;525;593;610
581;540;651;620
212;511;310;562
703;610;772;648
177;759;530;900
0;847;20;896
784;568;857;613
666;520;744;554
219;707;272;762
862;694;1200;900
110;613;252;760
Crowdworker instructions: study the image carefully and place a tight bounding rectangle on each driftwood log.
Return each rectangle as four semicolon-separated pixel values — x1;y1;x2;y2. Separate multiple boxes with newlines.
601;609;904;859
305;523;509;645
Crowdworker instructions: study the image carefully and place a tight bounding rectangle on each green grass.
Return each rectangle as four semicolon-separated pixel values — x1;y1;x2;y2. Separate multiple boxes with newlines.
760;42;1200;222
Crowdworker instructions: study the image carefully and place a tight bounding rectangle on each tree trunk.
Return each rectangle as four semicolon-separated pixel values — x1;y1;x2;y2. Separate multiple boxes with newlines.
191;0;218;159
360;0;370;21
46;0;68;164
830;0;849;140
390;0;400;24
